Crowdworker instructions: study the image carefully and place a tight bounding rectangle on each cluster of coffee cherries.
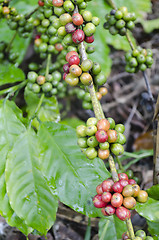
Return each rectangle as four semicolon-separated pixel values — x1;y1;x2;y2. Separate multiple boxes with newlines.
122;230;154;240
27;70;67;97
52;0;99;46
103;7;136;36
76;117;126;160
93;173;148;221
76;86;108;110
0;41;19;63
125;47;153;73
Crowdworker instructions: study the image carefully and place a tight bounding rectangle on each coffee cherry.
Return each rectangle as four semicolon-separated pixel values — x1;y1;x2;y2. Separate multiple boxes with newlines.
32;83;40;93
99;142;109;150
122;232;130;240
110;143;124;156
66;51;78;62
132;184;140;197
37;75;45;85
94;73;107;85
107;130;118;143
101;207;109;216
107;117;115;129
77;137;88;148
76;125;87;137
87;136;98;147
99;87;108;96
65;22;76;33
116;206;131;221
98;149;110;160
42;82;52;92
128;179;136;185
122;185;134;197
85;147;97;159
69;64;82;77
119;180;128;188
63;63;70;73
52;0;63;7
92;16;100;26
96;184;103;195
123;197;136;209
135;230;146;240
97;119;110;132
102;179;114;192
111;193;123;208
95;130;108;143
112;181;123;193
83;22;96;36
102;192;112;203
86;117;97;126
118;173;129;181
93;194;107;208
137;190;148;203
86;124;97;136
72;13;83;26
65;73;79;86
96;92;102;101
69;55;80;65
72;29;85;44
115;124;125;133
63;0;75;12
105;204;116;215
38;0;44;6
116;133;126;145
92;62;101;75
28;71;38;83
59;13;72;25
80;72;93;85
81;59;93;71
145;237;153;240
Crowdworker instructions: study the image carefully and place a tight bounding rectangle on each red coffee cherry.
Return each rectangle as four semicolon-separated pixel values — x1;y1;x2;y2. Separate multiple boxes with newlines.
63;73;67;80
96;184;103;195
52;0;64;7
38;0;44;6
118;173;129;181
63;63;70;73
122;232;130;240
69;55;80;65
55;43;63;51
101;207;109;216
66;51;78;62
128;179;136;185
119;179;128;188
111;193;123;207
102;179;114;192
72;13;84;26
65;22;76;33
116;206;131;221
95;130;108;143
102;192;112;203
85;35;95;43
72;29;85;44
93;194;107;208
97;119;110;132
112;181;123;193
105;204;116;216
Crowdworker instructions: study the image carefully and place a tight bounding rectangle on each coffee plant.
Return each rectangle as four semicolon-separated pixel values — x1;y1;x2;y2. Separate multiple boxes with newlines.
0;0;159;239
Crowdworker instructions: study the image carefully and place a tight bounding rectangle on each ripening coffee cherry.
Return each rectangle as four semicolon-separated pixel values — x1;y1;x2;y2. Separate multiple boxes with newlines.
118;173;129;181
59;13;72;25
65;22;76;33
65;73;79;86
80;72;93;85
105;204;116;216
69;64;82;77
85;147;97;159
66;51;78;62
96;184;103;195
107;129;118;143
76;125;87;137
36;75;45;85
72;29;85;44
82;10;92;21
112;181;123;193
102;192;112;203
116;206;131;221
135;230;146;240
81;59;93;71
96;92;102;101
72;13;83;26
99;87;108;96
111;193;123;208
95;130;108;143
137;190;148;203
69;55;80;65
123;197;136;209
132;184;140;197
86;117;98;126
122;184;135;197
102;179;114;192
97;119;110;132
98;149;110;160
93;194;107;208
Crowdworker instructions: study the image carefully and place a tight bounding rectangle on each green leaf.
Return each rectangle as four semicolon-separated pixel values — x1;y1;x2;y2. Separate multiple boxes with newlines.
24;87;60;127
140;18;159;33
99;216;127;240
135;197;159;222
38;122;111;217
147;220;159;239
0;19;31;65
0;100;32;235
10;0;38;14
147;185;159;201
0;63;25;86
60;117;85;128
5;129;58;235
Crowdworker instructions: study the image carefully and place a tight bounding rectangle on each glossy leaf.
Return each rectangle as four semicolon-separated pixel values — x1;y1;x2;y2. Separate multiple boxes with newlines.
140;18;159;33
99;216;127;240
60;117;85;128
0;100;32;235
0;19;31;65
147;185;159;201
0;63;25;86
10;0;38;14
38;122;111;217
135;197;159;222
147;220;159;239
5;129;58;235
24;87;60;128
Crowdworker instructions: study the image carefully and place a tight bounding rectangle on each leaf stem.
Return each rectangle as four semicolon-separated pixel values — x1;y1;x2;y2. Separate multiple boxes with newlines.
6;30;17;53
84;217;91;240
35;93;45;116
116;156;124;172
45;53;51;77
0;80;27;97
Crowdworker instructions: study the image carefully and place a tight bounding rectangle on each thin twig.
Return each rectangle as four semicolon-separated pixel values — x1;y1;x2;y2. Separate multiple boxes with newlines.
126;31;135;50
142;70;154;104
